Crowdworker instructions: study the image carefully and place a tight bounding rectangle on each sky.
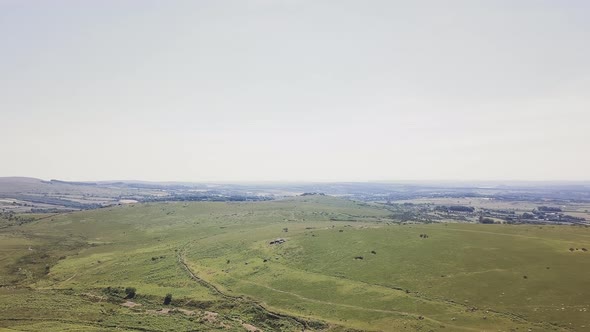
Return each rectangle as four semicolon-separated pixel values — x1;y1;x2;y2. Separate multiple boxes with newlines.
1;0;589;182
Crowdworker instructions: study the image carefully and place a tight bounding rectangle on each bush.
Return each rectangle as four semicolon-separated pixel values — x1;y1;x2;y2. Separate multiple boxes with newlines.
125;287;136;299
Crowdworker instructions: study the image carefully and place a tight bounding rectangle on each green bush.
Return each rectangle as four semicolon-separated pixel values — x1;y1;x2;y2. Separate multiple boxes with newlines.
124;287;136;299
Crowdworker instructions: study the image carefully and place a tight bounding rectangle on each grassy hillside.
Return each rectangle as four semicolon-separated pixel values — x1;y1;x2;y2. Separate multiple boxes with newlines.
1;196;589;331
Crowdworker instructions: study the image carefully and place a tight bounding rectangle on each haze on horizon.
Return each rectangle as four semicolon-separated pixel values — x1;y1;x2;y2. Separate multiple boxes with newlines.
1;0;589;182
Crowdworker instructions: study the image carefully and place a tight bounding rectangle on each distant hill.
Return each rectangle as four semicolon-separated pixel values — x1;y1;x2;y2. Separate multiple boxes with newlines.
0;177;272;213
0;177;143;212
0;177;48;193
0;177;121;196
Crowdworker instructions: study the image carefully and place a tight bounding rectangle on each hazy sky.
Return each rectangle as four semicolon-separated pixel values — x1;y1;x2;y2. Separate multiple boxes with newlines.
1;0;589;182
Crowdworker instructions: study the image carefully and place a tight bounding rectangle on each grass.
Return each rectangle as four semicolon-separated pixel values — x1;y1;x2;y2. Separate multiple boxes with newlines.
1;196;589;331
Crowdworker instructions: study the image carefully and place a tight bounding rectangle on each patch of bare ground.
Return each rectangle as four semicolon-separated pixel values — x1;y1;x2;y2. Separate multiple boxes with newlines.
144;307;225;326
146;308;171;315
242;322;261;331
81;292;106;302
177;308;196;315
120;301;141;308
202;311;218;322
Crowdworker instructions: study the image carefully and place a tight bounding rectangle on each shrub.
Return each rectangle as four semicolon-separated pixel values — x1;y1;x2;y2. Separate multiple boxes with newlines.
125;287;136;299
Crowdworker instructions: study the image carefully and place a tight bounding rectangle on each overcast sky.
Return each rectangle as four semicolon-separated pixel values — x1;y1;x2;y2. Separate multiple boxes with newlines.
1;0;589;182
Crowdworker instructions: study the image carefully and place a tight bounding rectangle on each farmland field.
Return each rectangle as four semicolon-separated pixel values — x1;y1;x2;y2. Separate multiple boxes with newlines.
1;196;589;331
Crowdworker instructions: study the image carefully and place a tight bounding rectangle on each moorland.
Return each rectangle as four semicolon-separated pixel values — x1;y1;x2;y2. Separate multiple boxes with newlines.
1;189;590;331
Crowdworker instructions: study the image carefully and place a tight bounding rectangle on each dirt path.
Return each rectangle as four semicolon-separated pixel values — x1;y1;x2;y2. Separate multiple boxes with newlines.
62;272;77;283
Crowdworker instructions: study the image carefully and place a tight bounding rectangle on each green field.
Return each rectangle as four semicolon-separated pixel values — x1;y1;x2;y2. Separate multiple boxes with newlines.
1;196;589;331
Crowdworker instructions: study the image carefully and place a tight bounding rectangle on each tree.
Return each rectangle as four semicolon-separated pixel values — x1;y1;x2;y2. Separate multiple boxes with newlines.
125;287;136;299
164;293;172;305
